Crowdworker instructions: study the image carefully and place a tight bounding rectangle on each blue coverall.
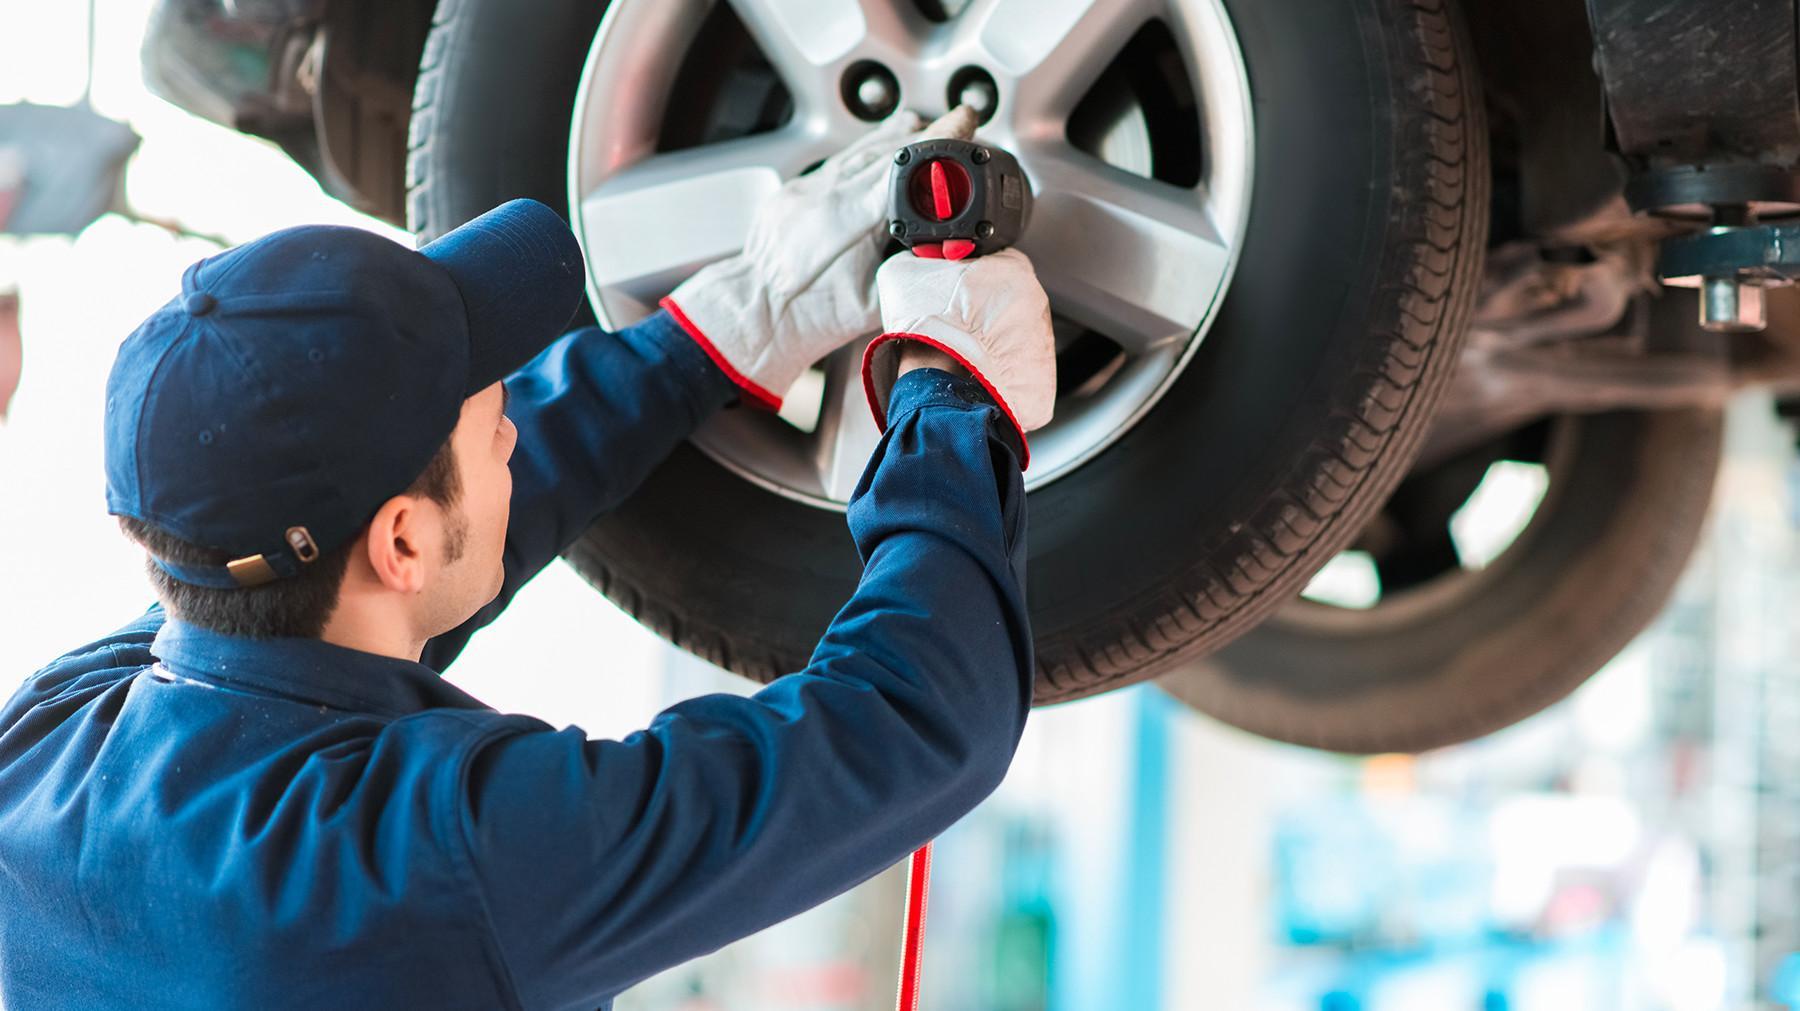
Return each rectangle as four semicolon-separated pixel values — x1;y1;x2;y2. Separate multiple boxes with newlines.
0;310;1034;1009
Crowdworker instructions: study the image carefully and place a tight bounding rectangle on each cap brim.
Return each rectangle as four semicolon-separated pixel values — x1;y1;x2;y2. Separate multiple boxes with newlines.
419;199;588;395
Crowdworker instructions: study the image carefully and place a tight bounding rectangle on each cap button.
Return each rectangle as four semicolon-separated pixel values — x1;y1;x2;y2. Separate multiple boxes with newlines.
184;291;218;316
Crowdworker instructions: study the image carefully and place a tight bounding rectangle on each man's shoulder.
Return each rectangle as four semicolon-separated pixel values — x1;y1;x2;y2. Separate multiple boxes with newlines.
25;605;164;693
0;605;164;741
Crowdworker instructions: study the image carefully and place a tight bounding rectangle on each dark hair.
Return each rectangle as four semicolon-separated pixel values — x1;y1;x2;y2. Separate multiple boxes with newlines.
119;438;462;639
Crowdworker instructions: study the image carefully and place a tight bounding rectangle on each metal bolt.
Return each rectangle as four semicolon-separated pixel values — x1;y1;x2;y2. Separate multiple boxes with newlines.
976;220;995;239
1699;275;1767;333
889;221;907;238
972;147;991;165
947;66;1001;125
857;76;896;117
841;61;901;122
894;149;911;166
960;84;997;119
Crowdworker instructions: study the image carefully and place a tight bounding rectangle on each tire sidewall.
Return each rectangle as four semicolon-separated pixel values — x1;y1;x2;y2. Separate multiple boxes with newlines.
1166;408;1724;753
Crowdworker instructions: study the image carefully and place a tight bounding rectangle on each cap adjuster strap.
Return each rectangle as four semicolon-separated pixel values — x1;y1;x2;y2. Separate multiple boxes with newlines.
151;526;320;589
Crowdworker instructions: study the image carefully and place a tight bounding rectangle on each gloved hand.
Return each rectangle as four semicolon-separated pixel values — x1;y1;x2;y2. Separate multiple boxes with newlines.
860;248;1056;469
661;106;980;411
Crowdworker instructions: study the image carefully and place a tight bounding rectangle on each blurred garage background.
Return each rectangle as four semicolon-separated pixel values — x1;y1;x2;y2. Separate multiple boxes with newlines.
4;3;1799;1010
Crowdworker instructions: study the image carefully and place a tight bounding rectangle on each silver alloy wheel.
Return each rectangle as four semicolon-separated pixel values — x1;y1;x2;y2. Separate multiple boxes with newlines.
569;0;1254;509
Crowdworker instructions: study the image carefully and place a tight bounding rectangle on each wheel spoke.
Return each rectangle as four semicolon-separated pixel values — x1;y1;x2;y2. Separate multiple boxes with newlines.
725;0;927;100
1016;144;1230;354
575;127;838;301
811;339;884;504
955;0;1160;122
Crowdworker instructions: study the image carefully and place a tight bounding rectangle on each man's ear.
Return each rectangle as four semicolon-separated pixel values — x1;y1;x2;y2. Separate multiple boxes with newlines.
362;494;430;594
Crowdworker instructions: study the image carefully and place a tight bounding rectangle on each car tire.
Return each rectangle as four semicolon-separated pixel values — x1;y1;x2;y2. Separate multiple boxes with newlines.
409;0;1489;700
1159;405;1724;753
406;0;606;321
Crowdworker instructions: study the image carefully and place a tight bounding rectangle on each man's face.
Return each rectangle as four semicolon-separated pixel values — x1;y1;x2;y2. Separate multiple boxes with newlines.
425;381;516;632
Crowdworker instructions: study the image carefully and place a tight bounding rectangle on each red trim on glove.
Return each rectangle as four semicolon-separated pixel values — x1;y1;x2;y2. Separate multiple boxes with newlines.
659;296;783;412
861;332;1031;470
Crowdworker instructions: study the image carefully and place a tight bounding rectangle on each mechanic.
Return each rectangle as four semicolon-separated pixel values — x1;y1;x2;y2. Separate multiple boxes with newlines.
0;106;1055;1008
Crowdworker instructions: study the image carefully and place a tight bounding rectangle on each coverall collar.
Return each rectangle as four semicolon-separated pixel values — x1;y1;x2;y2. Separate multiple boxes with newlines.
150;617;491;719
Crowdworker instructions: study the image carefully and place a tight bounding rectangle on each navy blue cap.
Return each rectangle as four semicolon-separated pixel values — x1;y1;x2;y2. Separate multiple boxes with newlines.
103;199;585;588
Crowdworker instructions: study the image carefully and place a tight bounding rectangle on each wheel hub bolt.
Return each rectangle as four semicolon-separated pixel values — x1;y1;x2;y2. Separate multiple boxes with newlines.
947;66;1001;125
842;61;901;122
1700;275;1766;332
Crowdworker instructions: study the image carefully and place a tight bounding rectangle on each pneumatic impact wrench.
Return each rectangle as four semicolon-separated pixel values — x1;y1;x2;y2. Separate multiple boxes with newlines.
886;138;1032;261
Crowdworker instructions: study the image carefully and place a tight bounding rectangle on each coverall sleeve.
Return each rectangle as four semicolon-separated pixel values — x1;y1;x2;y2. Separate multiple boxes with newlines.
451;369;1034;1008
422;310;741;669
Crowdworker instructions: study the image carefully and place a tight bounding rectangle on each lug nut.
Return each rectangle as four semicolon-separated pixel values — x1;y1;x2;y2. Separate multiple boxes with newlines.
841;60;901;122
894;149;911;165
947;66;1001;125
889;221;907;238
971;147;991;165
858;77;895;115
1699;275;1766;333
976;220;995;239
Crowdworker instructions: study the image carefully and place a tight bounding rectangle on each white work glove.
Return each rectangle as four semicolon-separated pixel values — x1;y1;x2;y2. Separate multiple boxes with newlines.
861;248;1056;468
661;106;980;411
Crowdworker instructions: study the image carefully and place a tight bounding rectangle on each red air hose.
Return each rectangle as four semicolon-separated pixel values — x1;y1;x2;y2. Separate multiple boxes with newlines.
895;841;933;1011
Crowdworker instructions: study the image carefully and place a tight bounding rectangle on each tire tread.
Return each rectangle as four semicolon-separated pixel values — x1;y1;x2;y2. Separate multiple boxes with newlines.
1033;0;1491;703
